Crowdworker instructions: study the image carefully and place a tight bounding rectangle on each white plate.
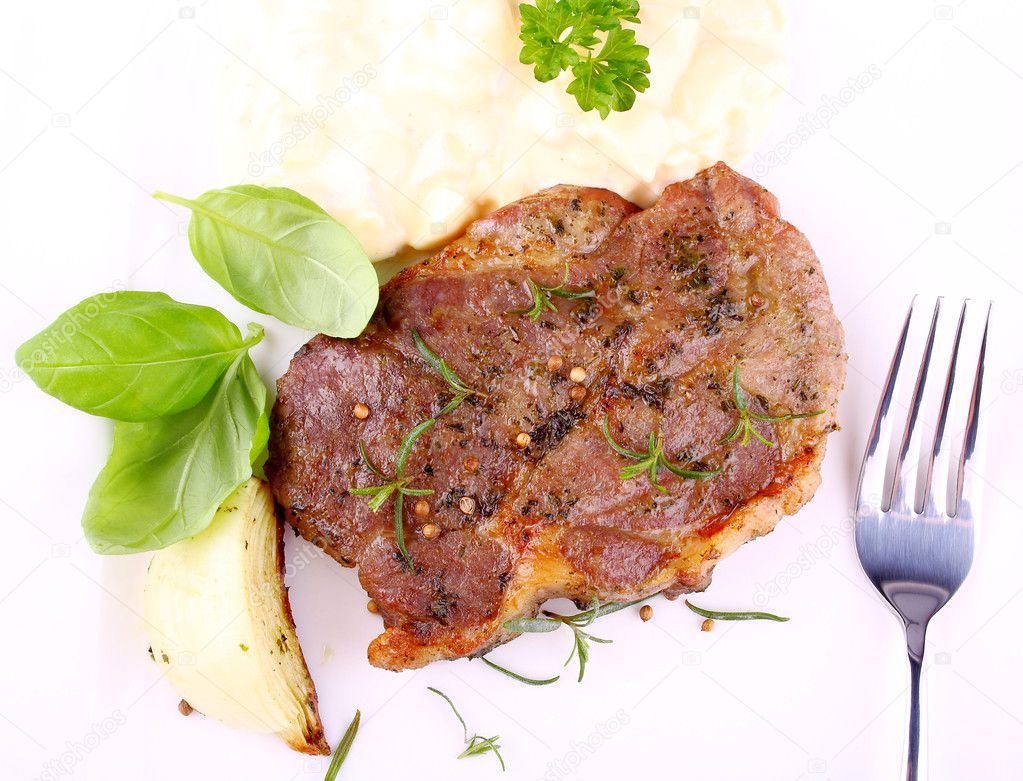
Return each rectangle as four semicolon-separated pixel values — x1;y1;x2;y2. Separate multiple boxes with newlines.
3;1;1023;779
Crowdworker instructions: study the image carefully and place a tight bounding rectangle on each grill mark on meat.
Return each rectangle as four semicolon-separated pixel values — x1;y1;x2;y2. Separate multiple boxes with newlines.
267;164;846;670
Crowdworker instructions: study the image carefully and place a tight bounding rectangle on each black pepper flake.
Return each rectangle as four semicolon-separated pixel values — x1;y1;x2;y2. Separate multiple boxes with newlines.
528;408;586;454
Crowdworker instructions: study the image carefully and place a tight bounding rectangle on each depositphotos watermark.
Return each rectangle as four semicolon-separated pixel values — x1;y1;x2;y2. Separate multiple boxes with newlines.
1001;368;1023;395
538;709;630;781
247;64;378;177
750;513;856;607
750;64;883;177
33;710;127;780
6;282;125;393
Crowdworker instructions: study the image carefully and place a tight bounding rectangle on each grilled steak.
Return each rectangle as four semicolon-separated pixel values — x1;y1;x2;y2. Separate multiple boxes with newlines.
267;163;846;670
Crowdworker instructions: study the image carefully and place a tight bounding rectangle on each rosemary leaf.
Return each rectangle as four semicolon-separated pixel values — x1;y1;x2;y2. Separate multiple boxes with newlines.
575;596;649;622
685;600;790;622
482;656;560;686
323;709;361;781
394;417;438;475
401;486;434;497
459;736;506;771
366;483;396;512
428;687;506;771
720;366;825;448
502;616;562;633
357;441;387;479
393;492;410;566
549;287;596;300
601;414;719;492
412;329;475;396
661;458;721;480
428;687;469;742
601;415;647;459
509;262;594;321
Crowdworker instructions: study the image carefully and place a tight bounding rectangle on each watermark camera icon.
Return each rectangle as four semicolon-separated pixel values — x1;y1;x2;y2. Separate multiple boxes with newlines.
935;651;952;665
683;6;700;19
934;221;952;235
51;112;72;128
179;6;195;19
934;5;954;21
430;5;448;20
302;757;324;773
178;650;197;666
51;542;71;558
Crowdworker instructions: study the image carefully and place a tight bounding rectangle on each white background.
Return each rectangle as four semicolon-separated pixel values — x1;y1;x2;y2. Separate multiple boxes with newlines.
3;1;1023;780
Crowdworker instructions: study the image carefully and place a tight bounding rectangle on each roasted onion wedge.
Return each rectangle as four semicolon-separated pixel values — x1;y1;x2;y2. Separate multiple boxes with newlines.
144;477;328;754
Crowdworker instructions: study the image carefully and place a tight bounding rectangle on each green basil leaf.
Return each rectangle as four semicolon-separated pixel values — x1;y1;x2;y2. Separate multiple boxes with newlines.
154;186;378;337
82;353;267;554
14;291;262;422
249;406;271;481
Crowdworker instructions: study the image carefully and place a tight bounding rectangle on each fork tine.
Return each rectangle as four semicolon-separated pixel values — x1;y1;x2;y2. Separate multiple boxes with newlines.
952;302;991;518
888;298;942;515
855;298;917;513
919;302;967;516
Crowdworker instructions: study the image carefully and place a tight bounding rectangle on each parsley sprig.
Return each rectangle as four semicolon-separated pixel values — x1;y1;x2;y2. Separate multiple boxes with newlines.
601;414;720;493
350;331;480;567
503;596;647;681
721;366;824;448
518;0;651;119
510;263;595;321
428;687;506;771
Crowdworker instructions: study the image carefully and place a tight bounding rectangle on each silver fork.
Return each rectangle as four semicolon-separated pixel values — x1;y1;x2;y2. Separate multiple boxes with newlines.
854;298;991;781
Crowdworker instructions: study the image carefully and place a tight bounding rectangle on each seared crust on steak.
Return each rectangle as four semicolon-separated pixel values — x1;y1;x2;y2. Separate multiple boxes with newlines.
267;163;846;670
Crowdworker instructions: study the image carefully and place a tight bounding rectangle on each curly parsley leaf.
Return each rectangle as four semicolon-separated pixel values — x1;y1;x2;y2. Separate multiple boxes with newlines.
518;0;650;118
568;27;651;118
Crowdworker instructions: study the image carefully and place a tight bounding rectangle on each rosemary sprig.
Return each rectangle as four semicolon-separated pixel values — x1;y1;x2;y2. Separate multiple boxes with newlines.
502;596;648;681
411;328;480;415
427;687;506;772
481;656;560;686
510;262;595;321
685;600;790;622
349;435;435;567
601;414;720;493
721;366;824;447
351;331;481;567
323;709;361;781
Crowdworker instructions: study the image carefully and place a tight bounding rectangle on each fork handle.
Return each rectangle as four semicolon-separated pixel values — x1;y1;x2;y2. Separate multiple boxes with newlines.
905;653;923;781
